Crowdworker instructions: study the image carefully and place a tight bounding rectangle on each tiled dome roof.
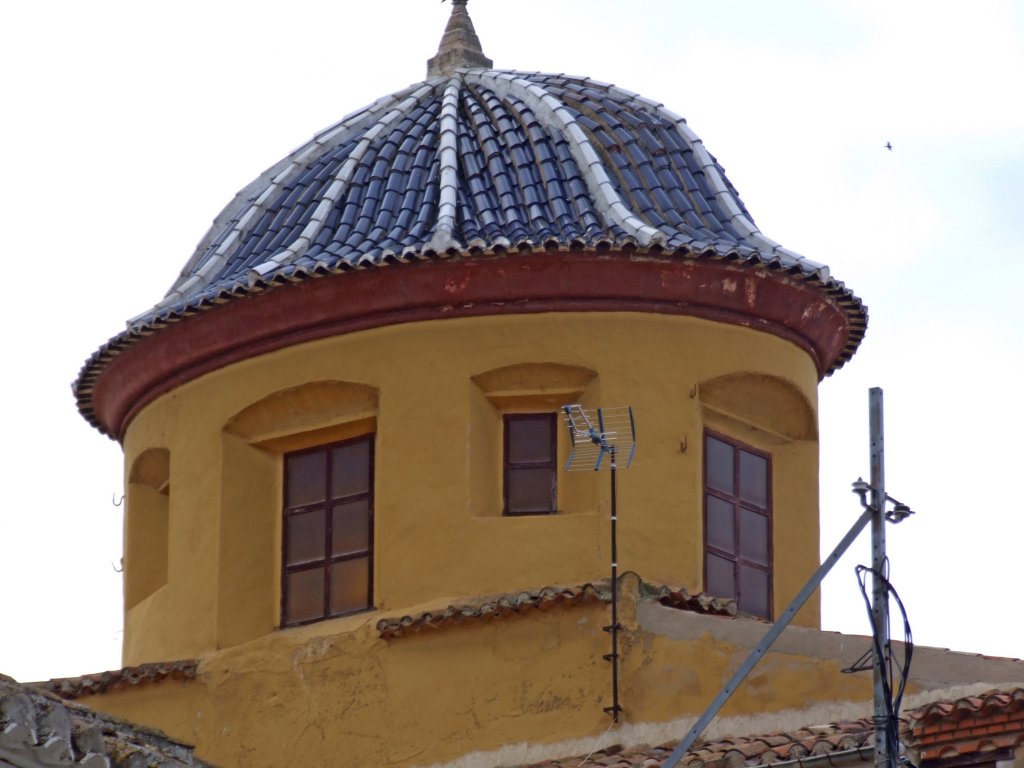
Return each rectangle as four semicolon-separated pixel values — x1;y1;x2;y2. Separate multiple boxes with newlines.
143;68;848;329
75;0;866;437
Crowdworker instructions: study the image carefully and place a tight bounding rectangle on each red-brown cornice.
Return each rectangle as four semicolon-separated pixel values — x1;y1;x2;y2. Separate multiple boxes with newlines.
77;251;864;441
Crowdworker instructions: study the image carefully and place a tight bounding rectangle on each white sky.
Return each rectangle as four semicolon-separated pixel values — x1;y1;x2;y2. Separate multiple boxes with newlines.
2;0;1023;684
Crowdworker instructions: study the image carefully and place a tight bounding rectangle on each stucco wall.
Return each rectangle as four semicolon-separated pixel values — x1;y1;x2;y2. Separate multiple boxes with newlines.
93;593;856;768
83;589;1024;768
119;311;820;666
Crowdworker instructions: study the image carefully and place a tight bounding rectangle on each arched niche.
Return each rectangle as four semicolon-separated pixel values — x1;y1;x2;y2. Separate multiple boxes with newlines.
699;373;817;443
217;380;378;648
125;448;170;609
225;380;379;452
471;362;597;409
469;362;598;517
696;374;819;626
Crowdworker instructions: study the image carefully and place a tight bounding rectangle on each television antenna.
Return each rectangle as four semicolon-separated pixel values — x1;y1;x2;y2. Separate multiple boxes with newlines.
563;404;636;722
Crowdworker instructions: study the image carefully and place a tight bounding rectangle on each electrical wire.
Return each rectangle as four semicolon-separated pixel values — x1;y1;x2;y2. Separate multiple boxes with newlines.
855;562;914;768
574;718;616;767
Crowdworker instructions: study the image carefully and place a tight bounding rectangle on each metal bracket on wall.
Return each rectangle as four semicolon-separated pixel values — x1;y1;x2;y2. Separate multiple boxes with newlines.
841;648;874;674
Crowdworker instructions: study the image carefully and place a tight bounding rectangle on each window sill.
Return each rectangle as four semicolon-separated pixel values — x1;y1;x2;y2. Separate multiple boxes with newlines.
277;606;379;638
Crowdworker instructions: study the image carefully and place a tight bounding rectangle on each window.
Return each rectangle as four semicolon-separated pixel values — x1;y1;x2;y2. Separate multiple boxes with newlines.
704;431;772;619
282;434;374;627
504;413;557;515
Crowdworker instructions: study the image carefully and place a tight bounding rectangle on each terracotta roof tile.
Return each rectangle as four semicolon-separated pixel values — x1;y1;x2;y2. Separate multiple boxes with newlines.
522;719;880;768
33;660;198;701
377;584;608;639
907;688;1024;761
909;688;1024;725
377;581;742;640
647;585;737;618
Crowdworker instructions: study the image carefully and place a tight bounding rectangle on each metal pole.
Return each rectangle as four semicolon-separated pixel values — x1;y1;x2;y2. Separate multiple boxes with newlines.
869;387;890;768
603;446;622;721
661;504;875;768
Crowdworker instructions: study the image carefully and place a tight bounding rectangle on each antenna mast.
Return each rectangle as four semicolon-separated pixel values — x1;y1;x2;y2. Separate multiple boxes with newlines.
869;388;891;768
563;404;636;722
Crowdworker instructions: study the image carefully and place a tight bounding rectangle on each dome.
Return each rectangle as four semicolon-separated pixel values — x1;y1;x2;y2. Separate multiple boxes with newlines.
75;0;865;438
153;70;834;319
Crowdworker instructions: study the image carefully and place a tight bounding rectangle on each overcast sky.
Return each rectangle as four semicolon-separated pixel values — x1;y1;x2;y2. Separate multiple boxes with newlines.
2;1;1022;684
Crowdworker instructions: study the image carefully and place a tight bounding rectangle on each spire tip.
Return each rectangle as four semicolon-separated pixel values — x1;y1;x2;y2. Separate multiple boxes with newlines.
428;0;493;77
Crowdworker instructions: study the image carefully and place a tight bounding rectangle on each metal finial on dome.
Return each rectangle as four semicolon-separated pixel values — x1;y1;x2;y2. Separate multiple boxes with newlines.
427;0;493;77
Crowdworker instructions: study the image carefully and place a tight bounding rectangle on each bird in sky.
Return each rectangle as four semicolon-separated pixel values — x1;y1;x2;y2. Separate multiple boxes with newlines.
885;142;893;151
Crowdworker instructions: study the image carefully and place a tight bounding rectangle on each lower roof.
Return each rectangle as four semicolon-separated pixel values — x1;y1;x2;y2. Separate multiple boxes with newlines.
0;674;212;767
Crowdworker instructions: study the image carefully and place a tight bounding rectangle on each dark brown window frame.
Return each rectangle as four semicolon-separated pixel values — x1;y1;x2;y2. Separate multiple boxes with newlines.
703;429;773;619
281;433;375;628
503;413;558;516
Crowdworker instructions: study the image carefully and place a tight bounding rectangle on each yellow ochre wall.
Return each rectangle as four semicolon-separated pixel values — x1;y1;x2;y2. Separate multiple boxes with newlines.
121;310;820;667
95;308;831;767
89;590;879;768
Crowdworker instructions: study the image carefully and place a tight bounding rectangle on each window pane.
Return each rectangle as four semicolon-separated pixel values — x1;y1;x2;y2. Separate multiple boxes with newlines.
330;557;370;615
739;450;769;508
507;467;555;513
706;553;736;600
332;498;370;557
739;508;769;565
739;564;770;619
706;495;735;554
705;436;734;495
507;416;554;464
286;452;327;507
284;567;325;625
331;439;371;499
285;509;326;566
